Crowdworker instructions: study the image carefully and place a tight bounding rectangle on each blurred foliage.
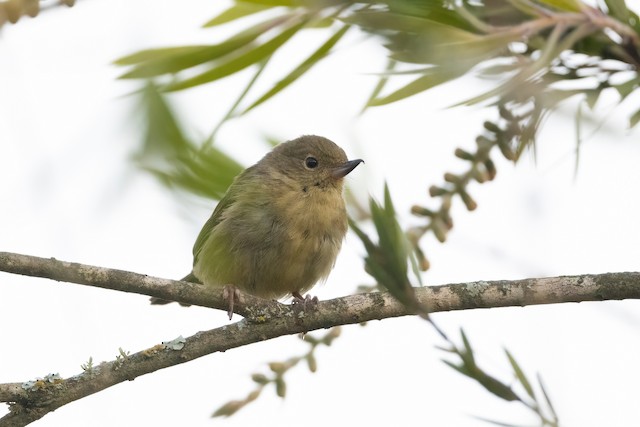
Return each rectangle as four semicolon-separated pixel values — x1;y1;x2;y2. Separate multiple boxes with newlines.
134;83;243;200
0;0;75;26
441;329;559;427
348;185;558;425
116;0;640;125
116;0;640;266
349;184;426;311
212;327;341;417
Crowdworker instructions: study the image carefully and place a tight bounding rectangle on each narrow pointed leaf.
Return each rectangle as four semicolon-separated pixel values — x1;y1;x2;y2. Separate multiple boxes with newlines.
574;100;583;179
365;259;400;291
536;0;582;11
443;360;471;377
208;58;271;142
116;15;290;78
240;0;296;6
537;373;558;420
505;349;535;399
346;9;471;35
472;415;527;427
361;59;395;113
603;0;630;21
369;67;457;106
203;2;272;27
164;19;307;92
115;45;219;66
348;218;378;254
630;106;640;128
460;329;476;364
478;373;520;401
135;83;243;200
613;76;638;98
244;24;350;113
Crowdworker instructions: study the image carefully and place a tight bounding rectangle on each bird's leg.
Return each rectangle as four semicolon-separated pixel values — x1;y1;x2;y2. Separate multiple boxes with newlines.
223;285;241;320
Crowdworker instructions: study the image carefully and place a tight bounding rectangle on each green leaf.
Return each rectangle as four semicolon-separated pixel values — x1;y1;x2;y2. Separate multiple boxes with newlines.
443;360;470;377
460;329;476;365
603;0;630;22
390;32;516;66
348;218;377;254
207;58;271;143
116;15;289;79
240;0;296;6
369;186;410;284
212;400;245;417
368;67;457;106
477;373;520;402
503;0;544;18
584;88;601;109
243;24;350;113
505;349;535;400
136;82;190;159
471;415;529;427
365;259;401;295
537;373;558;420
612;75;638;98
535;0;582;12
574;100;583;179
306;16;335;28
115;45;216;66
203;2;272;27
630;106;640;128
134;83;243;200
350;184;423;308
164;18;307;92
347;8;471;34
361;59;396;113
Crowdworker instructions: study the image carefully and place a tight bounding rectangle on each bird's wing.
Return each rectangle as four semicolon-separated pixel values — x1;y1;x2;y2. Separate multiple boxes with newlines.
191;179;240;266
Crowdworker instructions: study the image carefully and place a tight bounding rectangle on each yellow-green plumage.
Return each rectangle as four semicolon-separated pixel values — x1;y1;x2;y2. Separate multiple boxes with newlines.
190;135;362;299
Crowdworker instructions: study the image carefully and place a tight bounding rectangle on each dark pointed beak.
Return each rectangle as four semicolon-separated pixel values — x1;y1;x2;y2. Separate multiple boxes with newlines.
332;159;364;179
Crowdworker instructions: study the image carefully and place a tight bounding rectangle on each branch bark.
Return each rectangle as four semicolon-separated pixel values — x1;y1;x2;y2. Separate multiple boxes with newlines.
1;251;639;426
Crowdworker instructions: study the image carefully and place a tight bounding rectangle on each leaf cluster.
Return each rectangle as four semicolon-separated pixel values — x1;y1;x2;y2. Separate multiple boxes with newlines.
212;327;341;418
117;0;640;131
133;83;243;200
115;0;354;124
118;0;640;262
349;184;425;312
441;329;559;427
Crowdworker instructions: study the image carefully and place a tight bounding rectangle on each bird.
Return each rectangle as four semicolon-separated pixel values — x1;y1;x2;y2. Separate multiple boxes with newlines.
151;135;363;318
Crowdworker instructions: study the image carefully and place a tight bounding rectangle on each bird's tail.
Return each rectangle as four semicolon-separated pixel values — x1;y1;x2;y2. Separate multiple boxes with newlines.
149;272;200;306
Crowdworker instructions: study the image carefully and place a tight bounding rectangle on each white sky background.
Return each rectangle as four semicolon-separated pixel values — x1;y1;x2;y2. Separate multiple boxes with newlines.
1;0;640;426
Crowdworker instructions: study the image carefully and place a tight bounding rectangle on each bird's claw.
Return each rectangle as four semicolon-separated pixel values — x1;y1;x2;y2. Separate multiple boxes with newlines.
223;285;241;320
292;292;319;308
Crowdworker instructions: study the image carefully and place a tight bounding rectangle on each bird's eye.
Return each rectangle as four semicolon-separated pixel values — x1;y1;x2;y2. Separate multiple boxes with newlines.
305;156;318;169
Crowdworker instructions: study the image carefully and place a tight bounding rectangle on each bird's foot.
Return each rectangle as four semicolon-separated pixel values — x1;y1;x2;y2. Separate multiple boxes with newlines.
223;285;241;320
292;292;318;332
292;292;319;308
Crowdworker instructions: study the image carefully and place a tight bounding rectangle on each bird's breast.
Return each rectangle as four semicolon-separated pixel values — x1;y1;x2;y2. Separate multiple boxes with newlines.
277;186;348;247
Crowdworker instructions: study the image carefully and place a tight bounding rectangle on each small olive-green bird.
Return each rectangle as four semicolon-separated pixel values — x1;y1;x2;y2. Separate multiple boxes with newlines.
152;135;363;317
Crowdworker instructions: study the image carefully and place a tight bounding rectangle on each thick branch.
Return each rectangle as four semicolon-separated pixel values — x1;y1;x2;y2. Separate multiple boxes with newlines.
0;251;277;318
1;251;639;426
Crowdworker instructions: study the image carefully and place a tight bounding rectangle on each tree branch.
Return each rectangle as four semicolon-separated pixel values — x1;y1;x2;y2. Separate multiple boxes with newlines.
1;250;639;426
